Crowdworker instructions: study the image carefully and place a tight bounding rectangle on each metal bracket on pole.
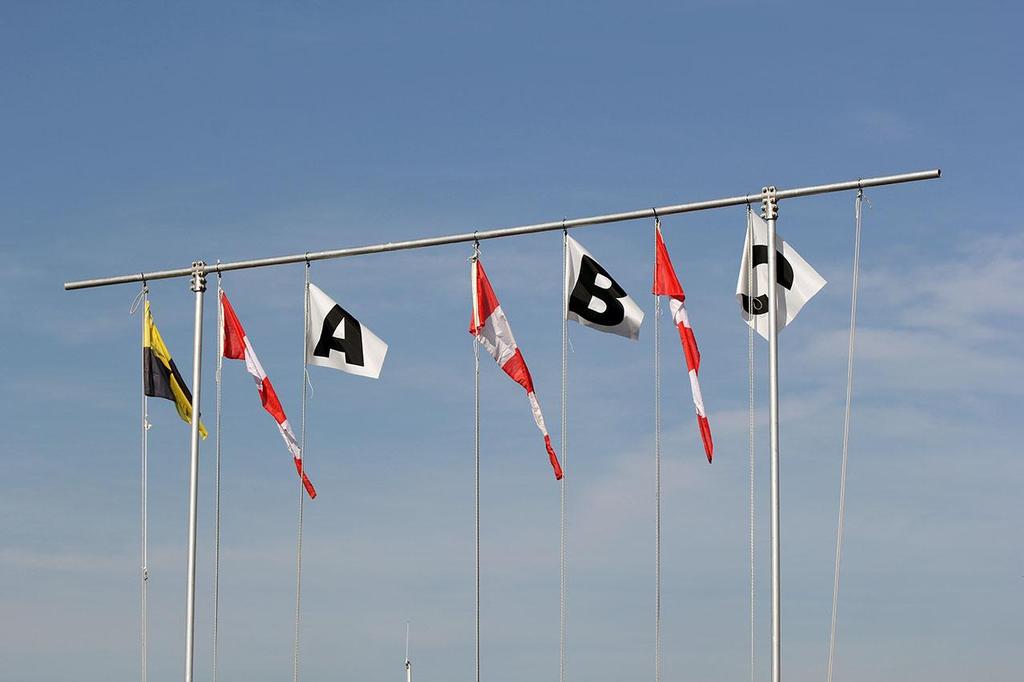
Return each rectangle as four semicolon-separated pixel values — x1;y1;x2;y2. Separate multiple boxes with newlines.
190;262;207;292
761;185;779;221
184;260;206;682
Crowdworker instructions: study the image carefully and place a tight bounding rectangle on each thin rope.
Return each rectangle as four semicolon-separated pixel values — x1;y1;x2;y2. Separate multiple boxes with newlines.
474;324;481;682
294;263;310;682
135;283;149;682
212;275;224;682
559;229;568;682
469;240;481;682
826;190;864;682
653;217;663;682
654;296;662;682
746;206;756;682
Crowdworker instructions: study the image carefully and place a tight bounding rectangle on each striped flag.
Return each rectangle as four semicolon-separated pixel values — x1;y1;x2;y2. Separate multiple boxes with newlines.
220;291;316;499
470;258;562;480
143;300;207;438
653;224;713;462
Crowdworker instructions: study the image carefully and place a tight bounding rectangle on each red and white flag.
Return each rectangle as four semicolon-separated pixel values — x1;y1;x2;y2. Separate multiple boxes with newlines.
469;258;563;480
220;290;317;499
652;224;713;462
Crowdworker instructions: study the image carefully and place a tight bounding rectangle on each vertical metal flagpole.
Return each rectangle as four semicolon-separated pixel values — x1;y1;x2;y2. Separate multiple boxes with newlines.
746;206;757;682
762;188;782;682
184;261;206;682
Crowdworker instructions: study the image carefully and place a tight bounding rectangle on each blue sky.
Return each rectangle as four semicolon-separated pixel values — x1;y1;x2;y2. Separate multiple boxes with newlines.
1;2;1021;681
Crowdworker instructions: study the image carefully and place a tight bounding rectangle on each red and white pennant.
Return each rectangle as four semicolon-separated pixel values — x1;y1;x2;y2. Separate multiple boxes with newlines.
470;258;563;480
653;224;713;462
221;290;317;498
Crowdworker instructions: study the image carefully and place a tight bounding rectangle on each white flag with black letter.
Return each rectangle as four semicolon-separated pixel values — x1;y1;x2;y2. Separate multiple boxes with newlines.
736;212;826;340
565;235;645;340
306;282;388;378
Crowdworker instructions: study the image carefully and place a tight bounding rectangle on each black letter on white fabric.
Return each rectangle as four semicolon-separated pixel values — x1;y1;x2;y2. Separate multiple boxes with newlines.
314;305;365;366
741;245;794;316
569;254;627;327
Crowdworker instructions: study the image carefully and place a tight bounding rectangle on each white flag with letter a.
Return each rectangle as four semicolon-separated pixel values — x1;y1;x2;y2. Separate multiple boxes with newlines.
565;235;645;340
306;282;388;378
735;212;826;340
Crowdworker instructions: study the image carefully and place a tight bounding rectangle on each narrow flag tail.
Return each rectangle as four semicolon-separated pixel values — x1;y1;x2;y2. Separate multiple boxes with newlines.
294;459;317;499
470;259;563;480
697;414;713;463
220;291;316;499
670;299;713;463
566;235;645;340
143;300;207;438
544;435;563;480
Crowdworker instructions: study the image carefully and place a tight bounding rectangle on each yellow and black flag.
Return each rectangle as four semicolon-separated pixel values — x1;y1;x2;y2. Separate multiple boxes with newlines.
143;301;207;438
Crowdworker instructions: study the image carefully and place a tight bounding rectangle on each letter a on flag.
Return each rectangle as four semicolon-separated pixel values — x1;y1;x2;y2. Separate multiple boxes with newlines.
565;235;644;340
306;283;388;378
653;223;712;462
470;257;563;480
736;212;826;340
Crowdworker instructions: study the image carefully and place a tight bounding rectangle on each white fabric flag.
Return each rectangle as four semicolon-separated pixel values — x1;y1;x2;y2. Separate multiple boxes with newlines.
306;282;388;378
736;212;826;340
565;235;645;340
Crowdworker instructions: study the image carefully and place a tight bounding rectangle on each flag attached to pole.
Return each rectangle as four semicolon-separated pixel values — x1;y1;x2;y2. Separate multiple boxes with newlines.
653;223;713;462
736;212;826;339
565;235;644;339
470;257;563;480
143;300;207;438
305;283;388;379
220;291;316;499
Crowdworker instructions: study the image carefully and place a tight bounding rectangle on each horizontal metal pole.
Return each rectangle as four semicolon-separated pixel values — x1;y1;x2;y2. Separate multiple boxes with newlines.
65;168;939;291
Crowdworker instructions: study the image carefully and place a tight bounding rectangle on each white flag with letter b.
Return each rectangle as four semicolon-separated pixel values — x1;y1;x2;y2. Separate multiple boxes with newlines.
565;235;645;340
736;212;826;340
306;282;388;379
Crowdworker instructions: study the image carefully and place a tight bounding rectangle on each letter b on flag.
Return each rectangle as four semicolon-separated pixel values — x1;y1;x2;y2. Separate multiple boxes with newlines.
569;254;627;327
565;236;644;340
